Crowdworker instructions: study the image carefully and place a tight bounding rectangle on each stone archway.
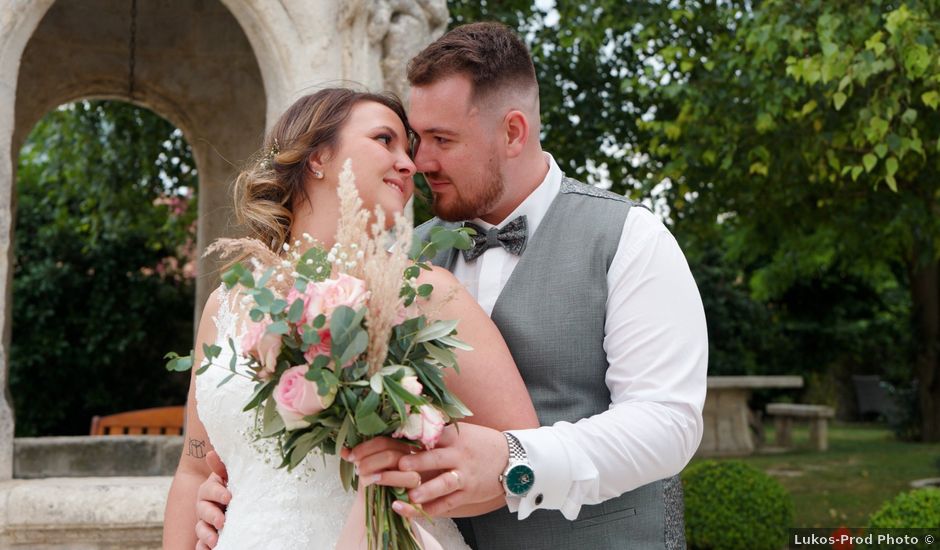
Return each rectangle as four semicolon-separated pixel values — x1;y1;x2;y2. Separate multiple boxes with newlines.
0;0;446;546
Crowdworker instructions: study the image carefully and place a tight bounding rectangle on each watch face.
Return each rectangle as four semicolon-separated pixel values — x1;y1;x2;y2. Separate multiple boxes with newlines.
506;464;535;495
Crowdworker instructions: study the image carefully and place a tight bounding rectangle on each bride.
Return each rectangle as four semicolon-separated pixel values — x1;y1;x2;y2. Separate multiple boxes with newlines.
162;88;538;549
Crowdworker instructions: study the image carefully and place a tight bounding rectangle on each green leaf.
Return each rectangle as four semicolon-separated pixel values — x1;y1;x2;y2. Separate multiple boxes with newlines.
863;153;877;173
833;92;847;111
414;320;459;343
874;144;888;159
270;299;287;315
288;298;305;323
369;372;384;394
340;458;356;492
329;306;366;351
254;288;274;309
355;390;380;418
289;429;325;470
851;166;863;181
221;263;254;289
336;329;368;367
423;342;457;369
800;100;817;116
384;376;426;408
885;157;898;178
215;372;235;388
901;109;918;125
164;351;194;372
267;320;289;335
337;415;354;451
355;412;388;436
922;91;940;110
312;354;330;371
242;381;274;412
417;284;433;298
437;335;473;351
261;396;285;437
430;227;458;250
885;174;898;192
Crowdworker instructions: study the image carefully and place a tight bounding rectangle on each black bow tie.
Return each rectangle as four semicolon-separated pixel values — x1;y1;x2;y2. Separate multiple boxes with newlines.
461;216;528;262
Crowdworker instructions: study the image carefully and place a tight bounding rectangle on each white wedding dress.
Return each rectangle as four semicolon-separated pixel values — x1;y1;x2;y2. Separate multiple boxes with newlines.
195;286;470;549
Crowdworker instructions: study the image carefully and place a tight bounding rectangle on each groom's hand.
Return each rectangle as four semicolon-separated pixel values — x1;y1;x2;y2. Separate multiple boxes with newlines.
195;450;230;550
393;423;508;518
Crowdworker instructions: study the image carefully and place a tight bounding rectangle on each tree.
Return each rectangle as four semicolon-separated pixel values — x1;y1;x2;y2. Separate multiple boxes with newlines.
12;100;197;436
639;0;940;438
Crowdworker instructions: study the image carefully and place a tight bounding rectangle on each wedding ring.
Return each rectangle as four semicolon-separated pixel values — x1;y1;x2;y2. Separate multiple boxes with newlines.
449;470;461;488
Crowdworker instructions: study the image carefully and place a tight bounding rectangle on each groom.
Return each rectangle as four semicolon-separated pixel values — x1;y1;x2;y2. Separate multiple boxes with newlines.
196;22;707;550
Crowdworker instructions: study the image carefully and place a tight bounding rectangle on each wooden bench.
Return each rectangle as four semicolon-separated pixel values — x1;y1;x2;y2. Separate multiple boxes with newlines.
766;403;834;451
90;405;185;436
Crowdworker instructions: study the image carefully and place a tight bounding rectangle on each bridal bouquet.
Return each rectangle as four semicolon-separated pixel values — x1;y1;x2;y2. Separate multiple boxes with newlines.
166;160;474;549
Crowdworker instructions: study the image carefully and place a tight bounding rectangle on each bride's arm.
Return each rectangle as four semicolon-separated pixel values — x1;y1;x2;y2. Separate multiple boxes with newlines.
163;290;222;549
418;266;538;432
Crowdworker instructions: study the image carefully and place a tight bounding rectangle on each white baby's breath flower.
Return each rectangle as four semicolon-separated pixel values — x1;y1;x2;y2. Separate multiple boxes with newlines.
282;243;290;252
315;266;323;274
305;259;313;265
276;274;285;282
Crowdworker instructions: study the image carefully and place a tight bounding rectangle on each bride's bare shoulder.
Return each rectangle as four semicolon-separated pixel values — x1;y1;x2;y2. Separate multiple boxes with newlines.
416;265;460;288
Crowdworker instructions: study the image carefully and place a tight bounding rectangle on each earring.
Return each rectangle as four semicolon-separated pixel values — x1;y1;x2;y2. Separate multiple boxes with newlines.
313;169;323;179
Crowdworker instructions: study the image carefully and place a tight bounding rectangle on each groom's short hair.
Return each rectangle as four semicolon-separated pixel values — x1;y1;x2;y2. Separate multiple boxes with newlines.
407;22;537;103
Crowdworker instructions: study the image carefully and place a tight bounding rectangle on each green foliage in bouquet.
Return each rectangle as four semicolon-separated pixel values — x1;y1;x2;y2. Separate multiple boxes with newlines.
683;460;793;550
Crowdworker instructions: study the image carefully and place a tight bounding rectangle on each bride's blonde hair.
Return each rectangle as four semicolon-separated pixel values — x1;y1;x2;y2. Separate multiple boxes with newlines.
233;88;411;252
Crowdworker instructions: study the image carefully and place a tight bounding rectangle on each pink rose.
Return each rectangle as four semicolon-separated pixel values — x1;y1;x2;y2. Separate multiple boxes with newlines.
393;405;445;449
320;274;370;315
241;319;282;380
400;375;423;397
273;366;336;430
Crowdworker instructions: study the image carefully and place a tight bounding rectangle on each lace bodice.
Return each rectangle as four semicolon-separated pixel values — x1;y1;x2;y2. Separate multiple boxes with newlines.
195;285;469;549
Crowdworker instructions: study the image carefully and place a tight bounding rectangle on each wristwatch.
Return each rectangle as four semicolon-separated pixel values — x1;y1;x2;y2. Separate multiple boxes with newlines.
498;432;535;497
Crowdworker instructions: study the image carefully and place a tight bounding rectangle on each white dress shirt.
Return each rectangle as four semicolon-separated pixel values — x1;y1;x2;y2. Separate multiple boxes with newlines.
453;153;708;521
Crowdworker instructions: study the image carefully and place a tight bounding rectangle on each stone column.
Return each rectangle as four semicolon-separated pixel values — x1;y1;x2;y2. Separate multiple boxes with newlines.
0;0;56;482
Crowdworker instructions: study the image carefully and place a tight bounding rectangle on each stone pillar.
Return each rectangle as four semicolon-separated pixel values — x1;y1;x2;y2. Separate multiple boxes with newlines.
0;0;56;482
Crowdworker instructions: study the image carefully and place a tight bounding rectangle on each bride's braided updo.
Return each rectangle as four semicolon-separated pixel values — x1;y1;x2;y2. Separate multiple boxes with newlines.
233;88;411;252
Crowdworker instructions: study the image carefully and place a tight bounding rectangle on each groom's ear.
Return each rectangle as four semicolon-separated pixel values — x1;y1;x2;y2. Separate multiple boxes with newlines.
503;110;529;159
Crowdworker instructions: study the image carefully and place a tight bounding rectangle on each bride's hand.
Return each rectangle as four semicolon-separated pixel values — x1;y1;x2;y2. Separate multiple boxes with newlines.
344;437;424;489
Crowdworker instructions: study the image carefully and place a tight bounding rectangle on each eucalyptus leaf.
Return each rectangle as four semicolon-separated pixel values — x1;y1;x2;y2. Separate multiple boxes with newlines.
414;320;459;343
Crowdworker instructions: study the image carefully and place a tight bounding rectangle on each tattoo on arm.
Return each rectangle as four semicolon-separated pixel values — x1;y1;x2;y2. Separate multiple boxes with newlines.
187;438;207;459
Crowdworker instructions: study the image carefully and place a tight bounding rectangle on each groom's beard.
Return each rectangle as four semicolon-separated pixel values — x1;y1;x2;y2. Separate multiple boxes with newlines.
430;156;505;222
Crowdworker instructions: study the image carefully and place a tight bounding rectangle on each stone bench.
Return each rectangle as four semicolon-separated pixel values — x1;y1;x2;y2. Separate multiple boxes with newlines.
766;403;835;451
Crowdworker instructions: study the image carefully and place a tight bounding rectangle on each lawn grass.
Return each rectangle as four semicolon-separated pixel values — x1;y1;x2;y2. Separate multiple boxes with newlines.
689;423;940;528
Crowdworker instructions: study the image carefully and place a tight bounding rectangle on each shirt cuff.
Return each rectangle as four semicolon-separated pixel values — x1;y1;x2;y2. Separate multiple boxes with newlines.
505;427;598;520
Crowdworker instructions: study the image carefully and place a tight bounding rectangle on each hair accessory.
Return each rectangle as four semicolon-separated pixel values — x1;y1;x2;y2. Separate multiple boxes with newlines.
260;138;280;169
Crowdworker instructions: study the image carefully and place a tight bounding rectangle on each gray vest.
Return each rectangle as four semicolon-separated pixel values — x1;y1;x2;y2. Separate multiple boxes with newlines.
417;177;685;550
